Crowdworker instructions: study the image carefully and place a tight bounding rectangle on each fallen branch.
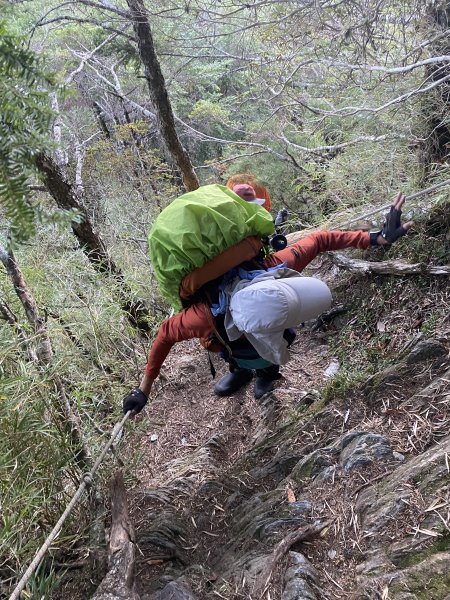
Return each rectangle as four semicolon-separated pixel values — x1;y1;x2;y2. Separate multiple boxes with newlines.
330;253;450;276
285;178;450;246
253;519;331;597
334;178;450;230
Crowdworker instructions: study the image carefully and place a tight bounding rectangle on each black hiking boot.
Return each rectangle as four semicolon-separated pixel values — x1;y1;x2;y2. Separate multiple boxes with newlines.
254;377;275;400
214;369;253;397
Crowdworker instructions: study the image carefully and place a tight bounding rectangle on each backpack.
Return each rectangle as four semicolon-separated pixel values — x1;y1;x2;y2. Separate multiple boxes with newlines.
148;184;274;311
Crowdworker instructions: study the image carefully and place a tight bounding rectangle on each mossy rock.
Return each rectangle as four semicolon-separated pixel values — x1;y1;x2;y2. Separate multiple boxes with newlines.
405;339;447;365
392;533;450;570
362;363;411;401
388;552;450;599
288;449;336;484
356;435;450;534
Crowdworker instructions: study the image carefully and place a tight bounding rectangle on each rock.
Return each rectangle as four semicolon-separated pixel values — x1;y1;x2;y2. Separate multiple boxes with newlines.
357;552;450;599
249;451;303;483
293;390;321;408
338;430;367;449
255;517;312;539
137;511;187;564
282;578;318;600
289;500;313;516
282;552;320;600
235;499;314;540
355;549;395;577
156;577;198;600
150;433;158;442
177;357;196;372
324;359;340;378
231;488;312;541
405;338;447;364
363;363;411;400
289;449;336;483
393;451;405;462
313;465;336;484
222;554;268;590
338;432;395;471
356;435;450;537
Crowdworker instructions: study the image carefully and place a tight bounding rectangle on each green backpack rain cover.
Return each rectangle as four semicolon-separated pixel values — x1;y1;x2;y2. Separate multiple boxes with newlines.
148;184;275;310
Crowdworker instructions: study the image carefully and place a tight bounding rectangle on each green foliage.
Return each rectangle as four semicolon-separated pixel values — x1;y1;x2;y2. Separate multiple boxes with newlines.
189;99;231;127
0;20;54;244
0;369;81;588
321;368;369;404
22;563;64;600
0;218;156;594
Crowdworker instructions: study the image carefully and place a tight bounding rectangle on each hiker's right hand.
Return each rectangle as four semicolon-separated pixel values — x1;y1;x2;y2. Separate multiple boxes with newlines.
123;388;148;415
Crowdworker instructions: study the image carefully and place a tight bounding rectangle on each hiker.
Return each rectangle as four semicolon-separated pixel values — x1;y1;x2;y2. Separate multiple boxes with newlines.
232;183;289;250
123;193;413;415
226;174;272;211
232;183;266;207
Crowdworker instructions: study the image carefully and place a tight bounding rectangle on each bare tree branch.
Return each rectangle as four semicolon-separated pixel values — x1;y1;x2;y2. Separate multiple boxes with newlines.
65;32;120;85
0;297;38;362
34;16;134;41
333;178;450;229
298;73;450;118
50;93;68;171
278;133;411;156
320;55;450;75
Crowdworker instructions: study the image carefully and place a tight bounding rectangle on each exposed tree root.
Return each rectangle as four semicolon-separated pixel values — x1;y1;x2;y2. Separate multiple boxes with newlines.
91;471;140;600
253;519;332;598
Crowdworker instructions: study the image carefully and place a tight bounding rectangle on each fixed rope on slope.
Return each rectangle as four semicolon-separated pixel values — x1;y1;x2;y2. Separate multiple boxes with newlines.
9;411;131;600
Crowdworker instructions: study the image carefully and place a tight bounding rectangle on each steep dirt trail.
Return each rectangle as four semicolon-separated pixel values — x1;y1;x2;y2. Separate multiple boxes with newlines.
133;333;332;488
124;271;450;600
128;331;337;598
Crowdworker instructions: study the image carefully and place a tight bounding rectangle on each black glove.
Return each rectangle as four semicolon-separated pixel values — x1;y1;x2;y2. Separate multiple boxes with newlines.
381;204;408;244
123;388;148;414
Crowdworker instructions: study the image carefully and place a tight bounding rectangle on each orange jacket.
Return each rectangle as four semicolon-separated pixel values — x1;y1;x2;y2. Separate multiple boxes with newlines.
226;174;272;212
144;230;370;379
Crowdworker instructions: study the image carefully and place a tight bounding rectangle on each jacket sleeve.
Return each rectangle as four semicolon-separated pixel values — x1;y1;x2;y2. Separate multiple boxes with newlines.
263;230;370;271
144;303;213;380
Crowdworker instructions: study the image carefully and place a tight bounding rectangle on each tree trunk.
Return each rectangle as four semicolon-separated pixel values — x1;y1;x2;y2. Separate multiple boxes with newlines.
423;1;450;166
0;246;53;364
330;252;450;276
0;298;38;362
36;153;152;333
93;101;112;138
126;0;199;192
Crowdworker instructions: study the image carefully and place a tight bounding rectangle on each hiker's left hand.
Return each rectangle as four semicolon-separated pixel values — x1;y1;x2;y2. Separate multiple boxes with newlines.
378;192;414;246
